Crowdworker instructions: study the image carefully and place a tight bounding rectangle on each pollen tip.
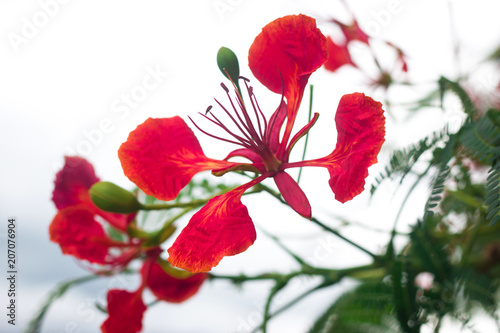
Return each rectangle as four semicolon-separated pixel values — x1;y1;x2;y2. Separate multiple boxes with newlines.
220;83;229;93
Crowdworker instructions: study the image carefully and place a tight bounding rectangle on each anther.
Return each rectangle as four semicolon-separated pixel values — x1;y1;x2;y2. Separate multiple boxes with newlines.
220;83;229;93
205;105;213;115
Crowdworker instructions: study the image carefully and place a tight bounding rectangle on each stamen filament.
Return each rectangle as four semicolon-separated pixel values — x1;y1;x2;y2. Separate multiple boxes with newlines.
200;111;254;147
188;116;250;148
214;98;255;146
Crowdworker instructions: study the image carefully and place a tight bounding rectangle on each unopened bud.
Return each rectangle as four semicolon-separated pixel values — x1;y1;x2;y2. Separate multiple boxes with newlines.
89;181;141;214
217;46;240;83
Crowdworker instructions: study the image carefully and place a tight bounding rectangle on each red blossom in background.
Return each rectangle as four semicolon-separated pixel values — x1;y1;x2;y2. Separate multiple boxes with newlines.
101;249;207;333
324;36;357;72
49;156;138;266
118;14;385;273
49;157;207;332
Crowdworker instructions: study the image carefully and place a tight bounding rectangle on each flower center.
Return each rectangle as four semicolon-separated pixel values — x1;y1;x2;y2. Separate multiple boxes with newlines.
189;77;282;173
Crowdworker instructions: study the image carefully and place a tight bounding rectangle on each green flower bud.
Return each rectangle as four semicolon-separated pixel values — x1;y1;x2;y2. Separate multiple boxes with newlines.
217;46;240;83
89;181;142;214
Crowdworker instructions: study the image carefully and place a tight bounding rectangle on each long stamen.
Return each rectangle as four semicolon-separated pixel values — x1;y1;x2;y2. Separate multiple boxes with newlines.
219;83;255;142
243;80;266;140
188;115;250;148
224;83;262;145
213;96;255;146
200;111;253;147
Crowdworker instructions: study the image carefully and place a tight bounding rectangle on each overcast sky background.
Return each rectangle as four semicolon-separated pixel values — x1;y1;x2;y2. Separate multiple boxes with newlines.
1;0;500;332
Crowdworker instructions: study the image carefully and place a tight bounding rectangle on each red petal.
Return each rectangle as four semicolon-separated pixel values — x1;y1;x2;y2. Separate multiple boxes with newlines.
249;14;327;117
49;206;109;264
274;171;311;219
101;289;146;333
52;156;131;231
224;148;265;172
298;93;385;203
145;260;207;303
118;117;236;201
167;179;262;273
336;19;370;45
324;37;356;72
52;156;99;209
285;112;319;162
266;100;287;153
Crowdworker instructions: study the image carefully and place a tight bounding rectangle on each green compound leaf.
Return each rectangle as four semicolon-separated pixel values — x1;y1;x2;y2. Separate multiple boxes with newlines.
486;162;500;225
371;126;450;196
438;76;477;118
392;258;420;333
459;111;500;165
408;219;452;285
308;281;400;333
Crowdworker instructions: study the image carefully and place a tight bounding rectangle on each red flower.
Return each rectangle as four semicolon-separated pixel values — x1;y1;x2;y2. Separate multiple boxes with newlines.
101;249;207;333
331;18;370;45
324;36;356;72
118;14;385;273
49;156;137;266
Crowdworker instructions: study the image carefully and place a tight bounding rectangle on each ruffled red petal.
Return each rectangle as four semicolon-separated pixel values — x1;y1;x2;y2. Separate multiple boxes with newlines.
167;178;262;273
118;117;237;201
248;14;327;116
324;37;356;72
49;206;109;264
52;156;99;210
298;93;385;203
145;260;207;303
101;289;146;333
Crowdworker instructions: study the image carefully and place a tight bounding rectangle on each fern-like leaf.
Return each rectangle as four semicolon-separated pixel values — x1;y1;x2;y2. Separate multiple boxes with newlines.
308;281;400;333
459;112;500;165
424;165;450;218
438;76;477;117
371;126;450;195
409;219;452;284
486;162;500;225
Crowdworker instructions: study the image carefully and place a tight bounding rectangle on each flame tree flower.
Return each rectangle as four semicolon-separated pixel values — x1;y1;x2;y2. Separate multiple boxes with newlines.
49;157;207;333
118;14;386;273
49;156;138;266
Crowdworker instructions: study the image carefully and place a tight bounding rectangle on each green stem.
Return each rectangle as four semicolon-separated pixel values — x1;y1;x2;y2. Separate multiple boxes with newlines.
140;187;263;211
310;217;380;261
297;84;314;184
388;164;433;250
255;182;380;261
250;280;335;333
257;226;308;266
262;281;288;333
25;275;100;333
140;199;209;210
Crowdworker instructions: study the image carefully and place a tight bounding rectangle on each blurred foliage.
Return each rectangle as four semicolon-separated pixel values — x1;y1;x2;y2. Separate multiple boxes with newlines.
308;77;500;332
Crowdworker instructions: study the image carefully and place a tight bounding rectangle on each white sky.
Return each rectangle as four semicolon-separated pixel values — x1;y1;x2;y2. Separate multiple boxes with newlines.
1;0;500;332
